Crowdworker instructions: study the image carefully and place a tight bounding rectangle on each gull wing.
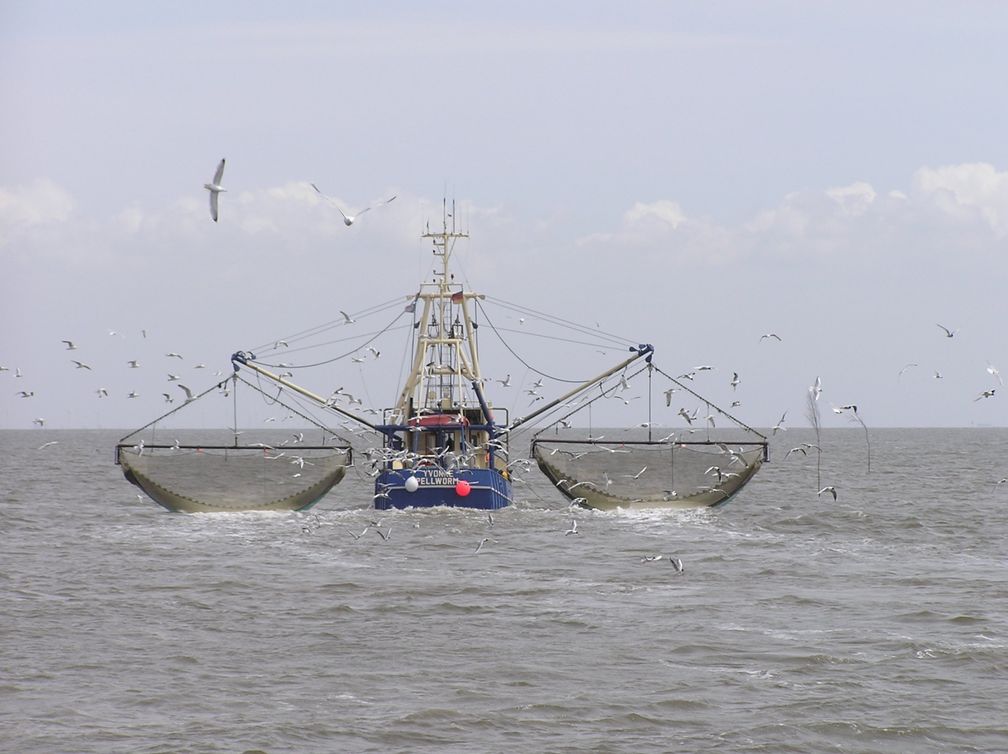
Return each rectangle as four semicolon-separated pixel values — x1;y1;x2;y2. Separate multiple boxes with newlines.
212;158;226;184
209;191;219;222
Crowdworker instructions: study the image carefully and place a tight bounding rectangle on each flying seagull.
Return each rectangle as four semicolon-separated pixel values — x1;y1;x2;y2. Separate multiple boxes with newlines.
936;323;956;338
311;183;396;226
817;485;838;500
760;333;782;342
204;158;226;222
61;340;78;350
975;389;996;401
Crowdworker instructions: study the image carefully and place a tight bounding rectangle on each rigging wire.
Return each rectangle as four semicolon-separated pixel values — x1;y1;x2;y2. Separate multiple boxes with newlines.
252;309;410;370
483;295;635;347
475;297;622;384
249;294;407;354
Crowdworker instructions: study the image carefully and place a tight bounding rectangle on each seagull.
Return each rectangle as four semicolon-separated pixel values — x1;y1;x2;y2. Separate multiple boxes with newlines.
37;440;58;450
987;363;1004;385
936;323;956;338
166;352;184;359
678;407;696;425
311;183;396;226
669;557;684;573
177;384;194;402
96;388;108;398
339;310;355;325
975;389;996;401
785;446;808;458
71;360;92;370
817;485;838;500
61;340;77;350
810;376;822;401
496;374;512;387
204;158;226;222
760;332;782;342
898;363;918;380
127;360;140;368
127;391;140;399
772;411;787;435
374;526;392;541
346;526;369;540
730;372;740;391
162;392;173;403
17;391;34;398
641;554;663;563
474;537;494;554
367;347;381;359
564;519;578;536
33;417;45;426
664;387;677;406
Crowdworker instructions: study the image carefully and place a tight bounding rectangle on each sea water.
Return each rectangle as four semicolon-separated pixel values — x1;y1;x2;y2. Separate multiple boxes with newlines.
1;428;1006;753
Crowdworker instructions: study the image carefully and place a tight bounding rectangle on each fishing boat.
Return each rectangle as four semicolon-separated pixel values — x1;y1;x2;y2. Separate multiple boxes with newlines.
116;200;768;512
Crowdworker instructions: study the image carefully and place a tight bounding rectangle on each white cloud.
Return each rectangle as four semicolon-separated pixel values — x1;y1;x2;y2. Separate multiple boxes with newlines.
577;164;1008;267
825;181;877;216
0;179;75;242
912;162;1008;237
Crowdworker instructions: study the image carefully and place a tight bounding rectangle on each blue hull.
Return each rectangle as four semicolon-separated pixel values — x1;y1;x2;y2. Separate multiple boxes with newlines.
375;467;512;510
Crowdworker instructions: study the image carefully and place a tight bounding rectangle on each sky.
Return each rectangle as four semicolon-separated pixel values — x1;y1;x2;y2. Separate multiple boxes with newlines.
3;1;1008;431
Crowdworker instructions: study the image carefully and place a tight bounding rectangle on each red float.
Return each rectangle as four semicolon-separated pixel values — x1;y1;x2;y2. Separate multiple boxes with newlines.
455;480;471;497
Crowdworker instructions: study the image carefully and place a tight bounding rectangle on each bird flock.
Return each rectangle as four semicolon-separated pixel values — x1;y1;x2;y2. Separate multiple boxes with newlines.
297;507;688;574
4;329;219;432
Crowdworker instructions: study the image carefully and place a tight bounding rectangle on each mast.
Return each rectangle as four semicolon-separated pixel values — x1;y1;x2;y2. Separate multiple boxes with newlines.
395;199;483;419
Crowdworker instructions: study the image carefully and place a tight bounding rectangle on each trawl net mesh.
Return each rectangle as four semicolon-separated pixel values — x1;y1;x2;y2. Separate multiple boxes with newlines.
533;439;764;510
119;446;349;513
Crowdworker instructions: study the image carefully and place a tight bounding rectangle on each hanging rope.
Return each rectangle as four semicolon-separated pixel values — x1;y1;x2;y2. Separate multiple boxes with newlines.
251;309;410;370
476;298;626;384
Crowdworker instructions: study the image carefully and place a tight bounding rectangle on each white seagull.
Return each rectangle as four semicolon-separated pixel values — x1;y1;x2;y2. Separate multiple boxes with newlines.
817;485;838;500
204;158;226;222
71;360;92;370
311;183;396;226
936;323;956;338
61;340;77;350
564;519;578;536
177;384;194;402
